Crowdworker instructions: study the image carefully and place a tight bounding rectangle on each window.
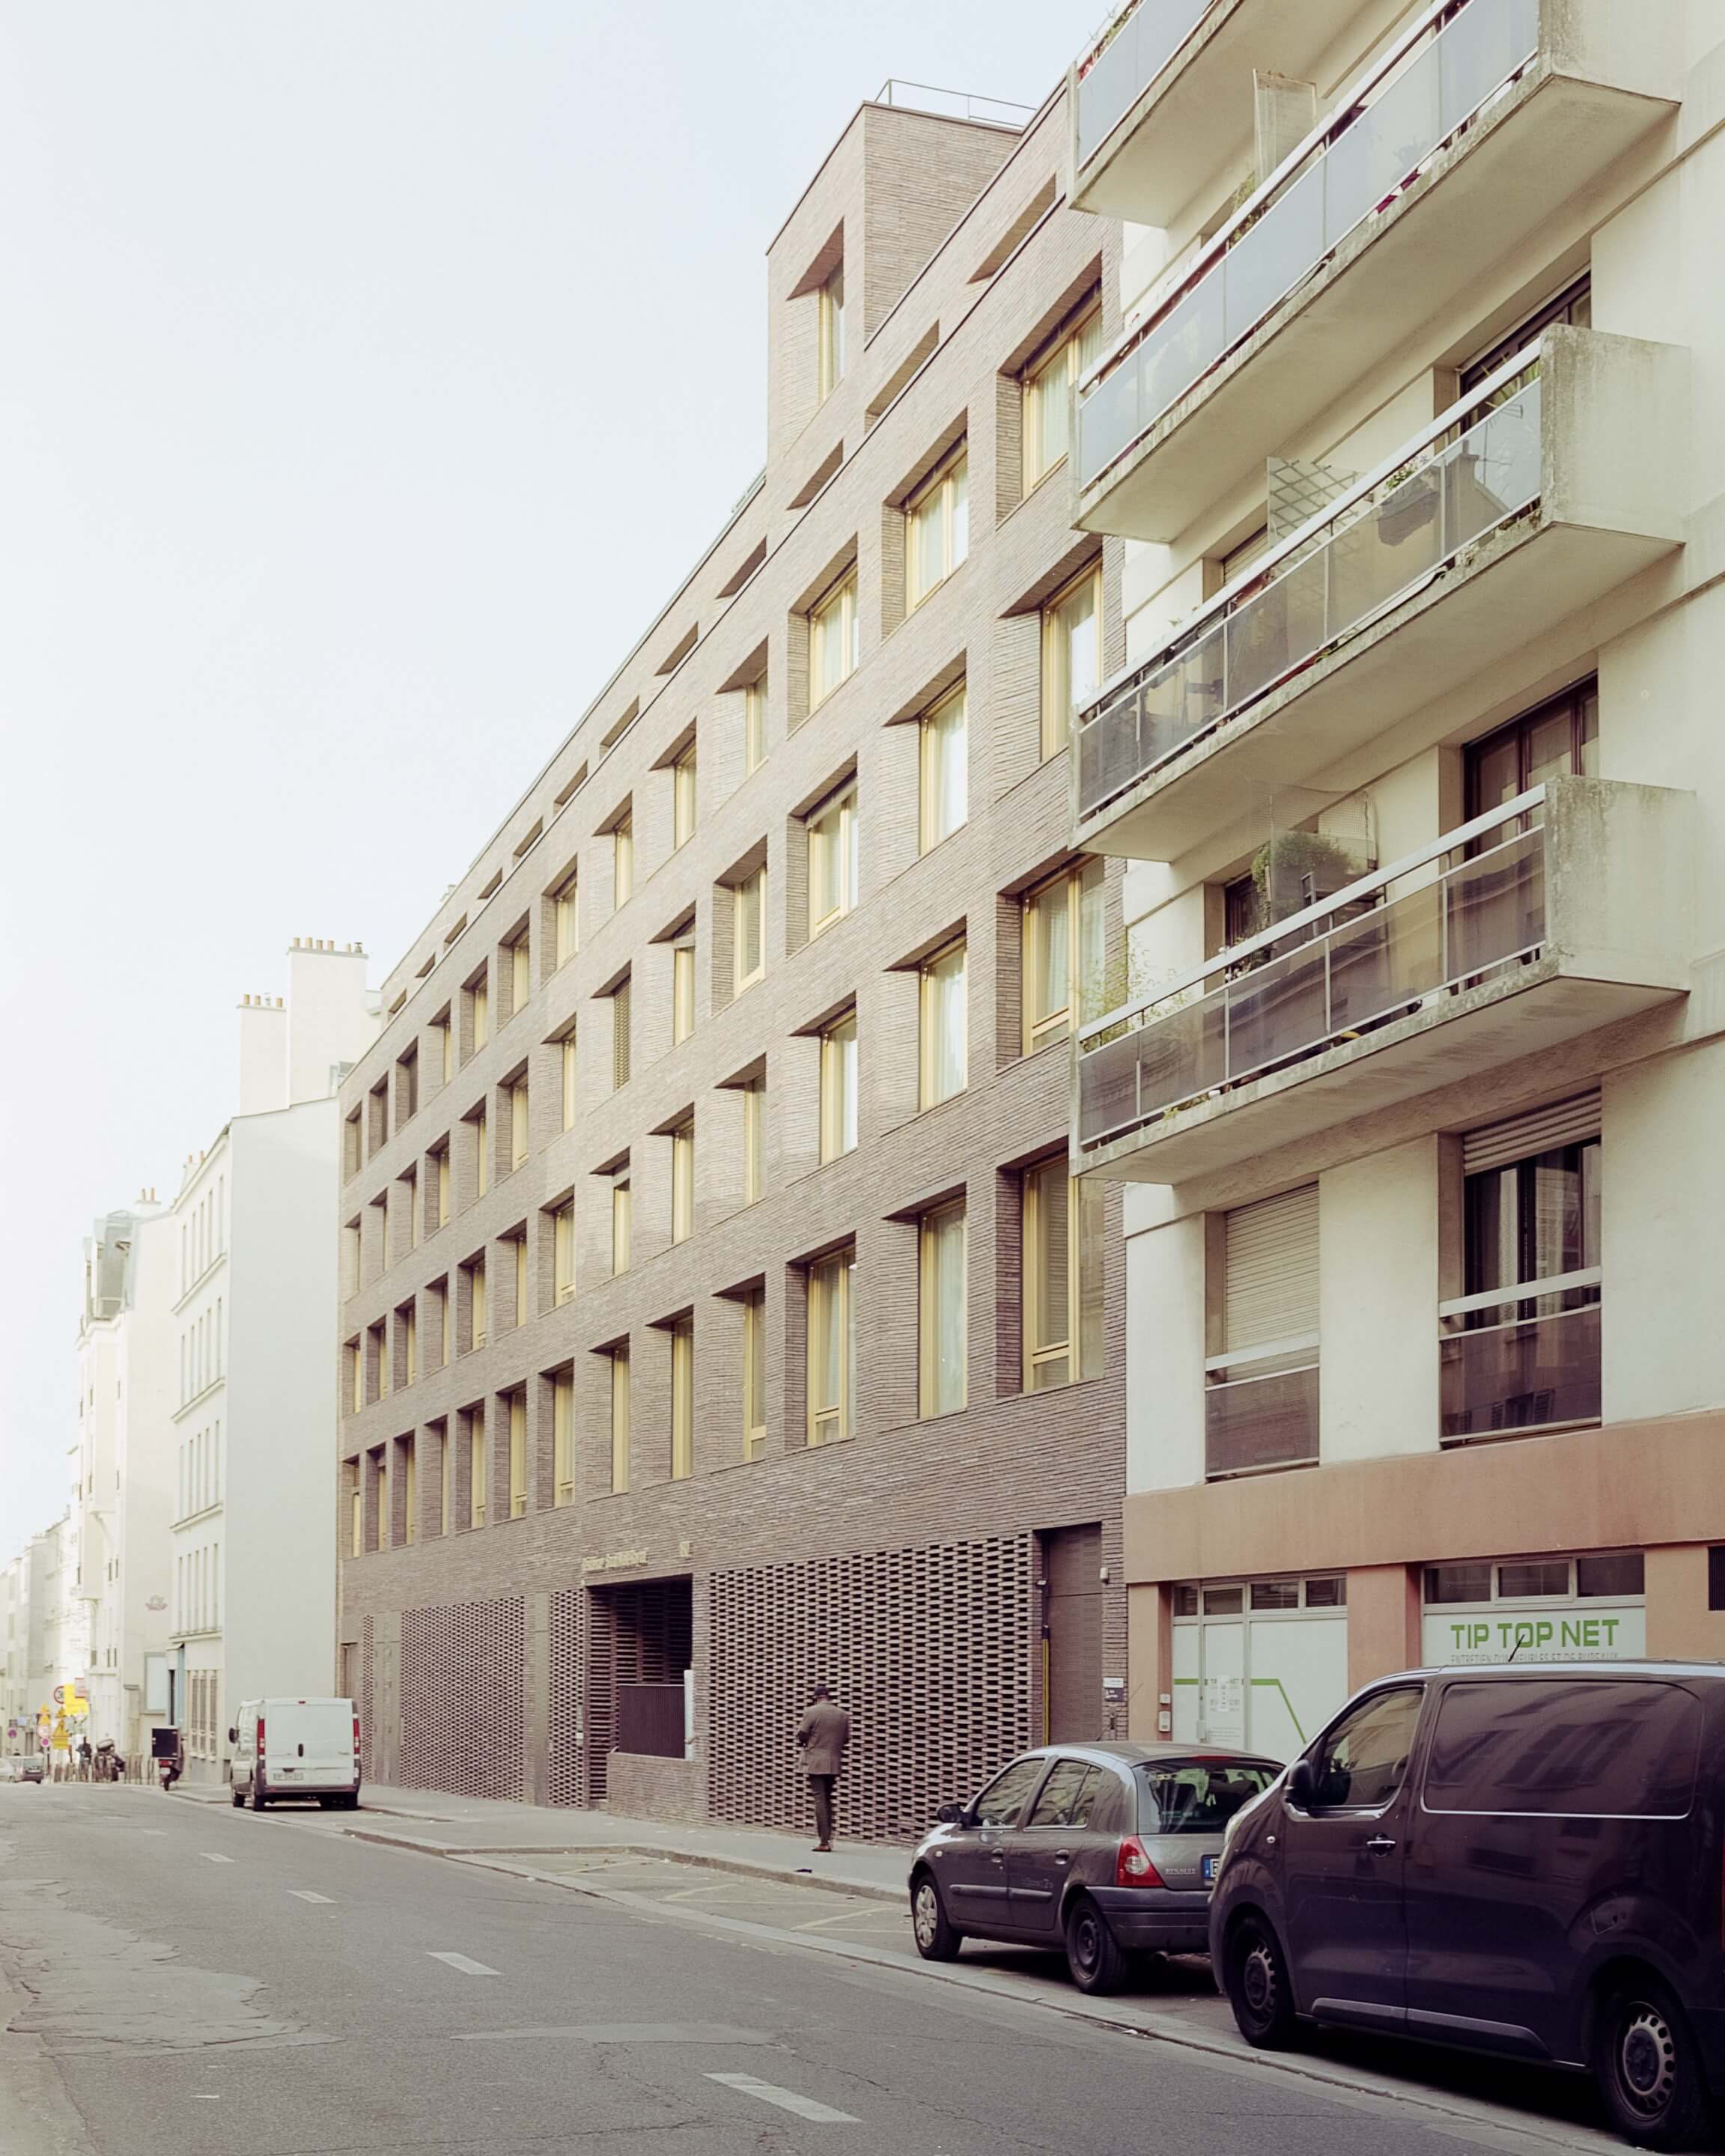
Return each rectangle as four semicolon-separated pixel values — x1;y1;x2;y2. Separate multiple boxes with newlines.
1023;1161;1105;1391
919;942;967;1109
349;1464;362;1556
402;1436;418;1546
1466;679;1599;818
1302;1687;1424;1812
404;1167;419;1251
436;1278;451;1368
672;943;696;1044
1425;1679;1697;1820
435;1145;451;1228
468;1408;487;1529
1213;1185;1321;1476
1023;860;1104;1053
1137;1758;1277;1833
345;1112;363;1179
809;570;859;710
471;975;490;1054
509;1078;529;1171
817;259;845;399
919;1202;967;1418
510;933;530;1014
404;1303;418;1386
1041;561;1103;758
670;1319;694;1480
469;1255;487;1350
1461;273;1590;394
613;813;633;908
742;1288;767;1460
807;1247;855;1446
741;1078;764;1206
612;1175;632;1276
673;743;697;849
819;1012;858;1163
508;1393;527;1518
611;975;632;1090
971;1756;1046;1828
553;1373;575;1507
369;1446;386;1550
1024;305;1103;488
743;678;767;774
609;1347;630;1493
513;1232;528;1326
397;1047;419;1124
808;782;858;937
919;685;967;852
433;1014;452;1085
906;448;969;609
553;1201;576;1305
1026;1760;1103;1830
561;1031;578;1130
670;1121;696;1245
473;1104;490;1199
371;1321;389;1401
553;872;579;966
734;868;765;992
348;1339;364;1416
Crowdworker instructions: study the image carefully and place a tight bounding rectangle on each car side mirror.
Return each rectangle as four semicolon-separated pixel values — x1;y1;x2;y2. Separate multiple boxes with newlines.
1286;1757;1316;1809
935;1801;965;1826
227;1727;237;1745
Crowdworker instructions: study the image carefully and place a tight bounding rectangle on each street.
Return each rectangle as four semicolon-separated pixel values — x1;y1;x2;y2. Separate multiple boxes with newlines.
0;1784;1631;2156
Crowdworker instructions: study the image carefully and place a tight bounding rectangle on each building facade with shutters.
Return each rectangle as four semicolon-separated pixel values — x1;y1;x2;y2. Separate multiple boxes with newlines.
1068;0;1725;1755
335;82;1134;1833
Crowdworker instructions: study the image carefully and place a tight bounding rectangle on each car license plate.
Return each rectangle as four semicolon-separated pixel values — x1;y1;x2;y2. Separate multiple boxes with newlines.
1202;1855;1218;1885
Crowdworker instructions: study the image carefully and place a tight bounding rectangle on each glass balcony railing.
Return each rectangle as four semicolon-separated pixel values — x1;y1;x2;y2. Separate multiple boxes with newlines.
1077;0;1539;494
1440;1270;1601;1439
1078;355;1543;823
1205;1341;1319;1479
1076;0;1211;167
1078;786;1550;1155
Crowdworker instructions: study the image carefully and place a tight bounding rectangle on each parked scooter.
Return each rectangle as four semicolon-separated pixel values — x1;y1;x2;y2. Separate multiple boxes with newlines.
151;1726;183;1791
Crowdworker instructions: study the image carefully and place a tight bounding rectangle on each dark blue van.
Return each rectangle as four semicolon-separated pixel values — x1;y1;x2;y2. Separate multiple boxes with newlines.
1209;1663;1725;2149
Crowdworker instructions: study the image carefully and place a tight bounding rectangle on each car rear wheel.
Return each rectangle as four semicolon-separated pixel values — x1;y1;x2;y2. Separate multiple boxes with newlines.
1595;1976;1714;2151
1064;1897;1128;1996
910;1872;961;1961
231;1785;243;1809
249;1779;267;1812
1224;1915;1297;2050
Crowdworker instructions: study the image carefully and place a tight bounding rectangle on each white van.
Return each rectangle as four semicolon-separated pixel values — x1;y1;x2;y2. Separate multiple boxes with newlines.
229;1698;361;1810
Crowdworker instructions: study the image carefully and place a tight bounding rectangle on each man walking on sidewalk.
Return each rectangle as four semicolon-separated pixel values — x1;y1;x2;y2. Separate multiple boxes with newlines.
795;1682;850;1853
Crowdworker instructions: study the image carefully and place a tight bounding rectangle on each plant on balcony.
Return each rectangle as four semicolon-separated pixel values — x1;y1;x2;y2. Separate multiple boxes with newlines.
1251;828;1359;926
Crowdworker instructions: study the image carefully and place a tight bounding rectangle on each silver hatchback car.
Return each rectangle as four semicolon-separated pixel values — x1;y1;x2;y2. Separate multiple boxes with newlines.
909;1741;1280;1994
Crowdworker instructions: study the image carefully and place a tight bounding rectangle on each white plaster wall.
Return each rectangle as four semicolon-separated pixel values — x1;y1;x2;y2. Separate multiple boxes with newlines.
287;944;374;1108
1125;1207;1207;1494
1318;1139;1441;1464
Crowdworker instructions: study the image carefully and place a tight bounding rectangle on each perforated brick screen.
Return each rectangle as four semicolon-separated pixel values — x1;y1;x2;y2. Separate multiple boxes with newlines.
547;1587;585;1808
585;1580;692;1805
708;1535;1036;1843
400;1596;526;1801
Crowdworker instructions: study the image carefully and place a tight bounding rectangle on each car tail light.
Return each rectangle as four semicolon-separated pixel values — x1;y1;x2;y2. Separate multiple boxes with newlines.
352;1712;361;1760
256;1717;266;1758
1115;1836;1166;1889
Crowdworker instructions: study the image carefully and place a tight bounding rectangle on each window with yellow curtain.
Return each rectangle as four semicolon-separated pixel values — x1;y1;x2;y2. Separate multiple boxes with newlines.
469;1256;487;1350
919;1202;967;1418
1023;304;1103;490
672;943;696;1044
1040;561;1103;758
511;934;530;1014
404;1166;419;1249
436;1145;451;1226
513;1233;528;1325
1023;1161;1107;1392
404;1304;417;1386
743;677;767;773
806;1247;855;1446
349;1463;362;1556
806;782;857;937
475;1104;490;1198
509;1079;529;1170
742;1288;766;1460
817;259;845;400
919;685;967;853
905;448;969;610
670;1319;694;1481
467;1407;486;1529
438;1420;452;1535
612;975;632;1090
553;872;579;967
402;1435;418;1545
734;868;764;992
671;1122;695;1245
553;1373;574;1507
673;741;697;849
808;570;858;710
741;1078;764;1206
612;1175;632;1276
471;975;490;1053
609;1347;630;1493
612;812;633;908
553;1201;576;1306
508;1393;527;1519
1023;861;1105;1053
819;1013;857;1163
560;1031;578;1130
919;942;967;1109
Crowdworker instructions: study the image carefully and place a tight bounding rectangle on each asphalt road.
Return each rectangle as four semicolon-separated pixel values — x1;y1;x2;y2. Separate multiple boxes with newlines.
0;1783;1632;2156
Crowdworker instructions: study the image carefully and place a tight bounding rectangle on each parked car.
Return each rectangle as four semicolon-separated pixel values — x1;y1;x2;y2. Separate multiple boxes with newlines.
0;1757;44;1784
229;1698;362;1810
1210;1661;1725;2149
910;1741;1280;1994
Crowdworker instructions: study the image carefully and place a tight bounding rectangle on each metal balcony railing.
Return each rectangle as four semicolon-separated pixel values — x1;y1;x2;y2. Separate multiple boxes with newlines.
1077;349;1543;823
1205;1336;1320;1479
1439;1267;1601;1439
1076;0;1212;165
1077;0;1539;493
1077;785;1551;1154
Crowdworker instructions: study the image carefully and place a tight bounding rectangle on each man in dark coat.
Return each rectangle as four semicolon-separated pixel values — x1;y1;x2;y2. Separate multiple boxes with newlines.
794;1682;851;1852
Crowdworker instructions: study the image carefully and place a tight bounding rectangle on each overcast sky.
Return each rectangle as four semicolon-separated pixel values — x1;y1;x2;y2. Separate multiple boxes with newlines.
0;2;1088;1548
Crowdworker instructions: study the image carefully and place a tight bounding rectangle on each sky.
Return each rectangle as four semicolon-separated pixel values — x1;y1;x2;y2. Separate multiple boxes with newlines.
0;1;1091;1548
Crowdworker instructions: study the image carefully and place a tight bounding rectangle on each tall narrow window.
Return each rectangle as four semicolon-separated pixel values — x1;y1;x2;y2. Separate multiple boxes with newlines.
514;1233;528;1325
1041;561;1103;758
819;1012;858;1163
509;1079;529;1170
1023;305;1103;489
672;1121;695;1245
672;943;696;1044
807;782;858;937
508;1393;527;1518
553;1373;574;1507
673;743;698;849
611;975;632;1090
559;1031;578;1131
469;1255;487;1350
612;1176;632;1276
906;448;969;610
373;1321;389;1401
670;1319;694;1481
919;1202;967;1418
817;260;846;400
371;1449;386;1550
350;1464;362;1556
808;570;859;710
609;1347;630;1493
438;1421;452;1535
742;1288;767;1460
435;1015;453;1085
1023;1162;1106;1391
402;1436;418;1546
553;872;579;966
553;1201;576;1305
919;942;967;1109
613;814;633;908
468;1407;486;1529
734;868;765;992
742;1078;764;1206
404;1166;419;1250
511;934;530;1014
807;1248;855;1447
436;1146;451;1227
349;1341;364;1416
404;1304;418;1386
472;977;490;1053
1024;861;1105;1053
743;678;767;773
919;686;968;852
475;1105;490;1199
439;1279;451;1368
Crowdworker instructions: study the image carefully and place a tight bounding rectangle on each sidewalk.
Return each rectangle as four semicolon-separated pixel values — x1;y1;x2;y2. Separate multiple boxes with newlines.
172;1779;909;1901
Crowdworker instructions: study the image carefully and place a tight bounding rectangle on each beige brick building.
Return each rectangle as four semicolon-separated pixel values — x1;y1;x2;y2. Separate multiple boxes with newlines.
336;79;1131;1837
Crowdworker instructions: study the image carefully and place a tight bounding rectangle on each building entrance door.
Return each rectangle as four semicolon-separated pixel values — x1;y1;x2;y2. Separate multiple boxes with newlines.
1042;1526;1101;1744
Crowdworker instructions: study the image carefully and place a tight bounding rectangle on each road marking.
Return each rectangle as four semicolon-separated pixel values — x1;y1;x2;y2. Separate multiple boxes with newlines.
142;1829;168;1836
428;1951;499;1976
662;1884;734;1901
791;1907;906;1932
705;2073;858;2124
288;1890;334;1904
199;1854;234;1865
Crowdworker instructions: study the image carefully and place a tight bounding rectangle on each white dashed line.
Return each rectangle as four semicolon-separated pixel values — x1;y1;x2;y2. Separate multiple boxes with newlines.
706;2073;858;2124
198;1854;234;1865
428;1951;500;1976
288;1890;335;1904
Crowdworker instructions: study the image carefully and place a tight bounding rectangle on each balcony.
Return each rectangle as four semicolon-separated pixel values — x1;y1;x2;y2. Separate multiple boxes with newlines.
1206;1340;1319;1479
1440;1270;1600;1440
1075;0;1679;543
1075;331;1685;863
1074;777;1689;1184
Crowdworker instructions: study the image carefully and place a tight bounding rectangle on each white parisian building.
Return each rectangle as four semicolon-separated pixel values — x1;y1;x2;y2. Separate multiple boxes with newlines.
169;938;376;1779
1066;0;1725;1752
76;1204;175;1758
